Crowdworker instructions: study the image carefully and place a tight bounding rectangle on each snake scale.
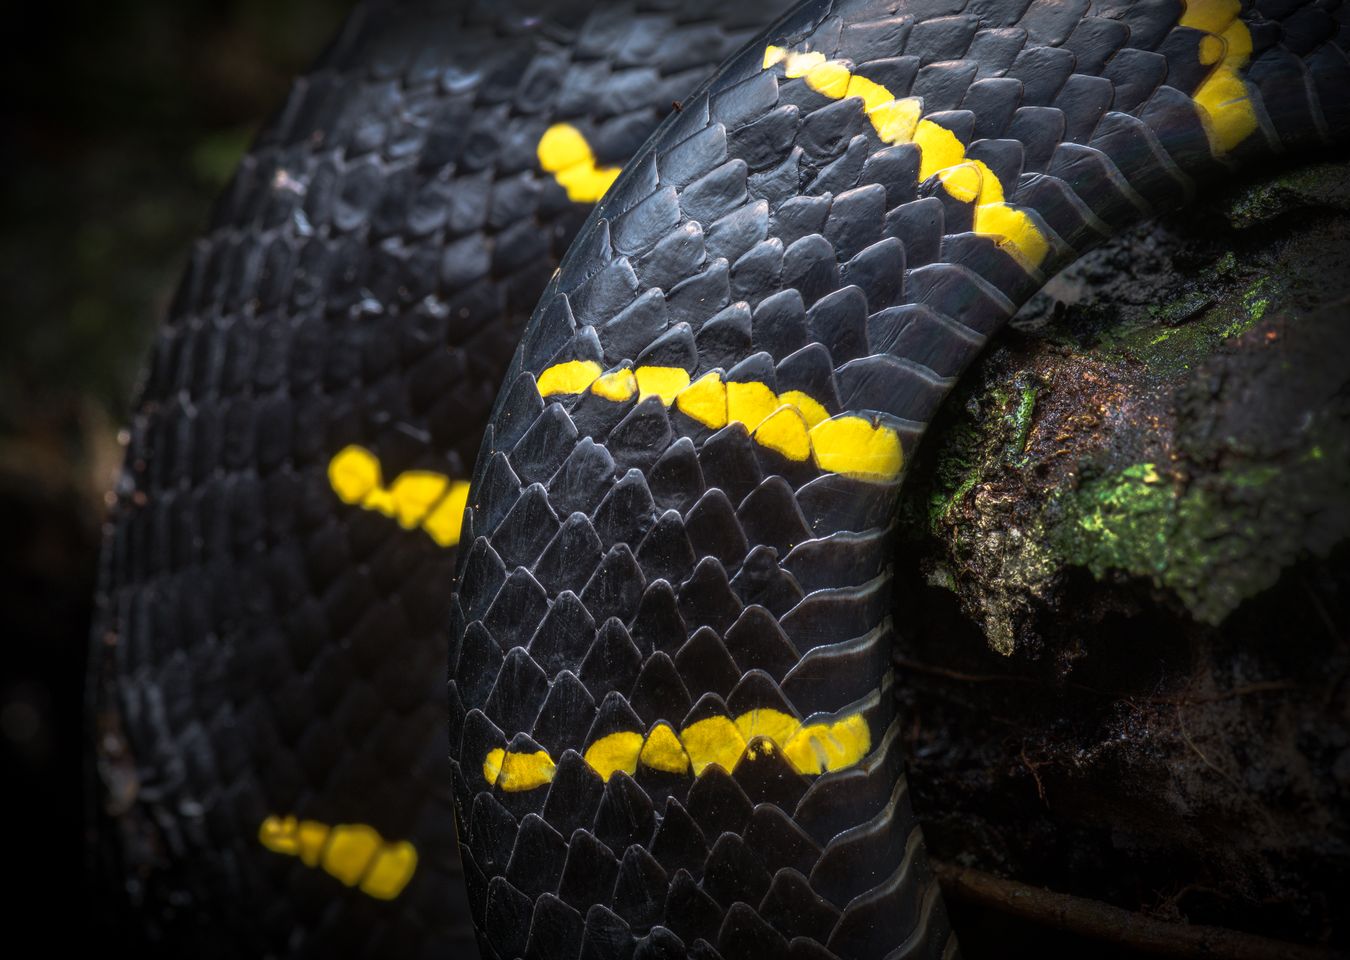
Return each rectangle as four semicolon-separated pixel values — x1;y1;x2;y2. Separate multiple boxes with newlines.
88;0;1349;957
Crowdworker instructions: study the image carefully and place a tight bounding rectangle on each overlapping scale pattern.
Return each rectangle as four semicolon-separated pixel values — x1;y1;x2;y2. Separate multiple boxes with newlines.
89;0;791;954
452;1;1349;958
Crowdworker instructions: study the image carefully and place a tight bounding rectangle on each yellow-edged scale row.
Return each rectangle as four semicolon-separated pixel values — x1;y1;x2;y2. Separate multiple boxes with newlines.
483;708;871;793
328;445;471;548
258;815;419;900
762;44;1052;272
760;0;1257;275
537;123;623;203
536;360;905;482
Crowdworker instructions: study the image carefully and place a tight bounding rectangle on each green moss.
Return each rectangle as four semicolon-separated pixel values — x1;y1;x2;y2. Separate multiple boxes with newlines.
1010;385;1037;459
1226;163;1350;228
1048;450;1336;625
923;396;987;528
1094;268;1286;378
925;379;1038;528
1149;289;1214;326
931;470;979;526
1220;276;1272;338
1056;463;1175;580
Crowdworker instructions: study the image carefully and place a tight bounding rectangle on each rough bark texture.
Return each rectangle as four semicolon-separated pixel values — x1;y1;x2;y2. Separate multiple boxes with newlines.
896;159;1350;956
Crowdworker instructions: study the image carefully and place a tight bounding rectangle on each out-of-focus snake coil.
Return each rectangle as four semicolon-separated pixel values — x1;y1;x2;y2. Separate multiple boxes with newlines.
88;0;1349;957
89;1;790;955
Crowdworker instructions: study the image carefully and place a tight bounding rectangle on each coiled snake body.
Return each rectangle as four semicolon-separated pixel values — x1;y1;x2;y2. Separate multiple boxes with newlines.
90;0;1350;957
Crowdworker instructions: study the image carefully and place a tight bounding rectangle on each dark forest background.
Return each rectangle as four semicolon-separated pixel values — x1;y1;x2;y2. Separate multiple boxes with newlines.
0;0;350;938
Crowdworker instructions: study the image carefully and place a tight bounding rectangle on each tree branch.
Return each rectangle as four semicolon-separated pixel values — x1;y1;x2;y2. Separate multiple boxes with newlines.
934;861;1340;960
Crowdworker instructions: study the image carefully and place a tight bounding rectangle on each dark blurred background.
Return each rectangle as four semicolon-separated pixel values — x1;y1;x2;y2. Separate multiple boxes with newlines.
0;0;349;931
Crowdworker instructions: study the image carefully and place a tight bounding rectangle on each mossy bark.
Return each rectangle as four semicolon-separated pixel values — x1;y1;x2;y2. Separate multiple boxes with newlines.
896;162;1350;953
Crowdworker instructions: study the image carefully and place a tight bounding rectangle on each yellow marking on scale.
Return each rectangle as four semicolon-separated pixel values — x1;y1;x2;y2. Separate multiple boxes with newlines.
483;708;871;791
258;815;418;900
295;819;328;866
482;747;556;791
912;120;968;180
810;417;904;482
323;824;383;887
764;44;1049;268
634;366;692;404
726;379;782;430
1180;0;1258;153
537;359;604;396
674;371;731;429
753;406;813;462
583;731;646;781
782;714;872;775
536;362;905;482
538;123;622;203
639;722;690;773
591;368;639;402
680;715;749;776
777;389;829;428
735;707;803;746
328;445;470;548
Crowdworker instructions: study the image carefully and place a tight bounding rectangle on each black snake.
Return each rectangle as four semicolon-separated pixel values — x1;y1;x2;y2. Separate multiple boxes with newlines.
88;0;1350;957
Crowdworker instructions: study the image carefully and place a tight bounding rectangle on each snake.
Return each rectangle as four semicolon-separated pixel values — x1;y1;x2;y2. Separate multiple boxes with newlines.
88;0;1349;957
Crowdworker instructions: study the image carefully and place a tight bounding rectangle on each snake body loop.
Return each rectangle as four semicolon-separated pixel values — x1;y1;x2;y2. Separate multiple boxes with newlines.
90;0;1349;956
450;2;1349;958
90;1;790;954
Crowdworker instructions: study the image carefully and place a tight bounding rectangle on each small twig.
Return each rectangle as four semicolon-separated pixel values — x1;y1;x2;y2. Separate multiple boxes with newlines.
1018;741;1048;805
1154;882;1226;916
1175;704;1283;839
1175;704;1233;784
933;861;1340;960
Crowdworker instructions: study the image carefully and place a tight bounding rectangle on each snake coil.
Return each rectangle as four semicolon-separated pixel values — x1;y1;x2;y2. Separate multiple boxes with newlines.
90;0;1349;957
